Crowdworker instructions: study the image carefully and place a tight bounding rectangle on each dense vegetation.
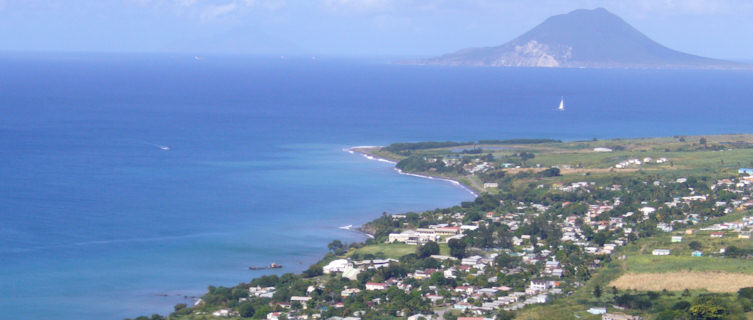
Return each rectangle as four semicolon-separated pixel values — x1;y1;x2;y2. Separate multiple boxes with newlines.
383;142;472;154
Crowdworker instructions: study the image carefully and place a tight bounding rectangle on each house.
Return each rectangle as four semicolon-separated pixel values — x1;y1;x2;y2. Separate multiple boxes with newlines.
639;207;656;216
323;259;351;274
212;309;232;317
434;226;461;236
249;286;276;298
365;282;388;291
739;231;752;239
453;302;472;310
388;230;439;245
461;255;482;266
657;223;673;232
593;147;612;152
291;296;312;303
739;168;753;175
692;251;703;257
587;307;607;315
341;288;361;297
671;236;683;243
711;232;724;238
342;266;361;280
528;280;551;293
652;249;671;256
407;314;433;320
483;182;499;189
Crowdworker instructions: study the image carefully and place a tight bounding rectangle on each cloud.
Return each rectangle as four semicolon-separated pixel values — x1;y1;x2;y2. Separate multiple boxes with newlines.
126;0;286;21
199;3;237;20
322;0;399;13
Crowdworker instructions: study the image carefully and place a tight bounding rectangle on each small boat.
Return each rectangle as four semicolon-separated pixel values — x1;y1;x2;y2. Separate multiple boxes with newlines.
557;97;565;111
249;263;283;270
338;225;353;230
160;146;170;151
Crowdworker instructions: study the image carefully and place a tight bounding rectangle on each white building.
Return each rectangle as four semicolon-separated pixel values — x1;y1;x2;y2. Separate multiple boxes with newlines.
323;259;351;274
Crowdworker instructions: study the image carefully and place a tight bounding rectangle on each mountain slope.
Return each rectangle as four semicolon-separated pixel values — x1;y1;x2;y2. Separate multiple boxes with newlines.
412;8;740;69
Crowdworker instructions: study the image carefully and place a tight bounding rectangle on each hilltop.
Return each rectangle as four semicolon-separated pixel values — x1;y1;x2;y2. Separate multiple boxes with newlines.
410;8;743;69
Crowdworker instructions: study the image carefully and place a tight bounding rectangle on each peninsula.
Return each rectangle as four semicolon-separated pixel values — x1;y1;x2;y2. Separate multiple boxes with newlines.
131;134;753;320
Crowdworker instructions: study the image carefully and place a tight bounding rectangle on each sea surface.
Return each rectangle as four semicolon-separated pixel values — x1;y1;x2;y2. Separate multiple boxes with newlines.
1;53;752;319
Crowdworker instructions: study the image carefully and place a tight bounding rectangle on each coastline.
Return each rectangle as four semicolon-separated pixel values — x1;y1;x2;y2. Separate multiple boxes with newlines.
346;146;479;198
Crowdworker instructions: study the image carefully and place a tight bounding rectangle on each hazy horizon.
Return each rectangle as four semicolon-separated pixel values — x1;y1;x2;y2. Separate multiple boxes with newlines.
2;0;753;61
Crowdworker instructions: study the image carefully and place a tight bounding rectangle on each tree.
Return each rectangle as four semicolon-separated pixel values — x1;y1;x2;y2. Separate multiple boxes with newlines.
689;302;726;319
593;285;602;298
726;245;744;257
303;265;323;278
417;241;440;258
539;167;560;177
739;287;753;300
238;302;256;317
700;137;707;146
593;231;610;246
253;305;271;319
689;241;702;250
448;239;467;259
328;240;346;255
495;253;519;269
519;152;535;163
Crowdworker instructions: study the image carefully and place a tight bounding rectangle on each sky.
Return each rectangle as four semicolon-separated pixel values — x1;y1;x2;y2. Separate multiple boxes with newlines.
1;0;752;60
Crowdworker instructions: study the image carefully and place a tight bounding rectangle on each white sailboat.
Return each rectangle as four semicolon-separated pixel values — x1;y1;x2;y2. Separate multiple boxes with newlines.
557;97;565;111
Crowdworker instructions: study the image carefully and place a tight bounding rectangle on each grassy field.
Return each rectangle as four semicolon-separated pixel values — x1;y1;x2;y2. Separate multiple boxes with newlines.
346;243;450;259
625;253;753;273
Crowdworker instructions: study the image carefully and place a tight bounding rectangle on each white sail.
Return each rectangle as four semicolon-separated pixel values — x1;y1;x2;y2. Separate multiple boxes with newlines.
558;98;565;111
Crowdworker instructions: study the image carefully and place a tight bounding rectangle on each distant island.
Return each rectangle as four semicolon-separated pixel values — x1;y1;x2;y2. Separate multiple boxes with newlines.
406;8;745;69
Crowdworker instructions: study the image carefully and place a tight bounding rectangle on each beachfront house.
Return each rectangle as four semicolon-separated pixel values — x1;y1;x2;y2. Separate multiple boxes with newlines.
323;259;351;274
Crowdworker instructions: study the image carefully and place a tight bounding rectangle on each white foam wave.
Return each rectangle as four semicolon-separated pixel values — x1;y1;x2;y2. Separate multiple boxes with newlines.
345;146;477;197
394;168;478;197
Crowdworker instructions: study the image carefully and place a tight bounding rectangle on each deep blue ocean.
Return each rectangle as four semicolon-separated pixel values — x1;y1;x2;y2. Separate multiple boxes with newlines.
1;53;752;319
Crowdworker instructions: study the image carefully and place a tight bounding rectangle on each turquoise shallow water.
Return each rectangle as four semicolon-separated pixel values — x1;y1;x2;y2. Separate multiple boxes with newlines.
1;54;753;319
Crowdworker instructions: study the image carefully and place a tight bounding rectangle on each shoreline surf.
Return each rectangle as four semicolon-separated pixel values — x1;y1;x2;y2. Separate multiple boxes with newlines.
346;146;479;198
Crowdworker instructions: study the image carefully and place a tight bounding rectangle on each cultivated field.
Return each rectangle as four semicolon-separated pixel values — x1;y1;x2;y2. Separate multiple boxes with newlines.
610;271;753;292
